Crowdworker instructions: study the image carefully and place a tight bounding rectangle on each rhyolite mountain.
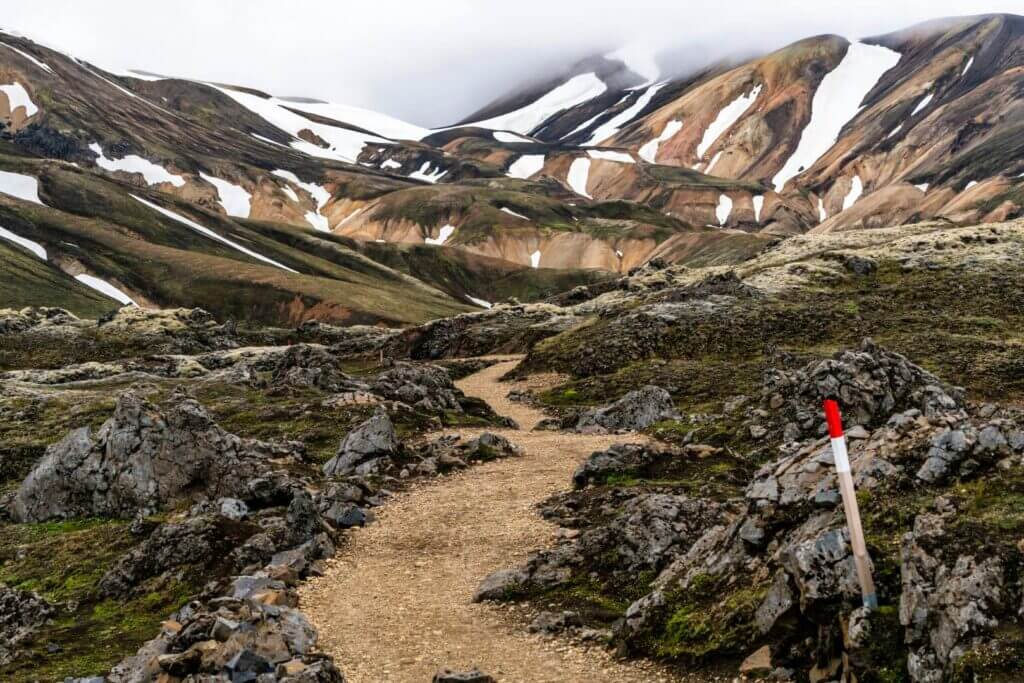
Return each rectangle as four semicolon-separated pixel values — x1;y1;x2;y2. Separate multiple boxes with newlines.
0;13;1022;325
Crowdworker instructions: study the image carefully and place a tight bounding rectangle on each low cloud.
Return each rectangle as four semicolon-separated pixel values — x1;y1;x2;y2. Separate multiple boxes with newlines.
3;0;1018;127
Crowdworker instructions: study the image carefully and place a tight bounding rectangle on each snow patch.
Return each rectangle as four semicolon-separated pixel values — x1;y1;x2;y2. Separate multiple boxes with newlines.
467;296;492;309
818;197;828;223
887;124;903;139
425;224;455;246
463;73;607;135
90;143;185;187
716;194;733;226
0;82;37;117
915;183;929;193
75;274;136;306
409;161;447;184
961;56;974;77
772;42;902;191
842;176;864;211
704;151;724;175
587;149;635;164
131;195;297;272
0;42;53;73
272;170;331;232
696;84;762;159
585;82;666;145
0;225;45;259
380;159;402;170
493;131;534;143
199;173;251;218
638;119;683;163
500;207;529;220
910;92;934;117
507;154;545;179
567;158;592;198
281;100;428;141
530;250;542;268
752;195;764;223
215;86;387;163
965;181;978;190
0;170;42;204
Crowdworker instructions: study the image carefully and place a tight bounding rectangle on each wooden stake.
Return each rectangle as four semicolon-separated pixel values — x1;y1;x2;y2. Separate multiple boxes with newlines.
824;399;877;610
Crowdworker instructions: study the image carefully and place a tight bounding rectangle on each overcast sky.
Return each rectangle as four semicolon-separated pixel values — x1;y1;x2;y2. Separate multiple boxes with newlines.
2;1;1018;127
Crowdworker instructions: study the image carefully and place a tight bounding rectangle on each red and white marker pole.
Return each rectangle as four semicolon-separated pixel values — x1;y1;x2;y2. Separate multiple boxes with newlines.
823;399;877;610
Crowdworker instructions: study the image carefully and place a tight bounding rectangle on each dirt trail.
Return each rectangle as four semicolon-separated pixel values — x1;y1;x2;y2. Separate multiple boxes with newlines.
299;358;677;682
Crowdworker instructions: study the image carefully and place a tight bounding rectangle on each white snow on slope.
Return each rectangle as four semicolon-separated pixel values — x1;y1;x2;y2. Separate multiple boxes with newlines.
282;100;428;141
887;123;903;139
704;151;724;175
915;183;929;193
588;149;635;164
965;180;978;190
131;194;297;272
716;194;733;226
0;42;53;73
639;119;683;163
772;42;901;191
75;274;136;306
425;224;455;246
280;186;299;203
409;162;447;184
961;56;974;77
380;159;402;170
493;131;534;143
752;195;764;223
696;84;762;159
911;92;934;117
272;170;331;232
0;170;43;204
0;82;37;117
200;173;251;218
531;250;542;268
585;82;666;145
507;154;545;179
91;143;185;187
215;86;387;163
818;197;828;223
567;158;592;198
501;207;529;220
842;176;864;211
607;44;660;85
464;73;607;135
467;296;492;309
0;225;45;259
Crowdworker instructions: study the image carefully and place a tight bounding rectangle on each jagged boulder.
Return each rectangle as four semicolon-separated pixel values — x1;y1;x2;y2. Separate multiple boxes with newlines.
321;410;399;477
11;392;301;522
0;584;55;665
270;344;365;392
572;443;662;488
758;339;963;440
372;362;464;413
575;385;680;432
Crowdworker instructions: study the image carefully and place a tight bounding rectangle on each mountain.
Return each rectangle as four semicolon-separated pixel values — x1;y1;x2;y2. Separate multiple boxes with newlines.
0;14;1022;325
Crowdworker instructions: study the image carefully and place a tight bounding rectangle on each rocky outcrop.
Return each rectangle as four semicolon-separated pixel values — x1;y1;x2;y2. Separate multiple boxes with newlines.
572;443;663;488
322;410;399;477
11;391;303;522
575;385;680;433
0;585;54;666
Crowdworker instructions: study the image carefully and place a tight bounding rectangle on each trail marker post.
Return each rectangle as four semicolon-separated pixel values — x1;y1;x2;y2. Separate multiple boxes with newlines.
823;399;877;610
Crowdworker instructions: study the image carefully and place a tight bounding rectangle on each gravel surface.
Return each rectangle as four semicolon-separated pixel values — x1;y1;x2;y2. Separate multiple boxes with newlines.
298;358;693;682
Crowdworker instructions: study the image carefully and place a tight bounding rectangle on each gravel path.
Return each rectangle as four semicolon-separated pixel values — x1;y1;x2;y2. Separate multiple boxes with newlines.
298;358;682;682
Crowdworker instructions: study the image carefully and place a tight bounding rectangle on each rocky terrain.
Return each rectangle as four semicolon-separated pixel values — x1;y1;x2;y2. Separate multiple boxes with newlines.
0;212;1022;681
2;10;1024;683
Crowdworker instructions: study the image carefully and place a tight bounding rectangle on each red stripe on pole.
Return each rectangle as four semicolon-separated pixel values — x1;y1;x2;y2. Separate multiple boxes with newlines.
823;399;844;438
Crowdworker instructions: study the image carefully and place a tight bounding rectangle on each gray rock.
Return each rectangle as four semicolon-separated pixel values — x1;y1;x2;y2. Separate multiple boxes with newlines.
322;410;398;477
0;584;56;666
220;497;250;520
576;385;680;432
12;392;297;522
473;568;528;602
433;668;496;683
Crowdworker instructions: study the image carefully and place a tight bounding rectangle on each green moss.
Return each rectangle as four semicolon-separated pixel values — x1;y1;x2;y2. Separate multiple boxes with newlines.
655;581;767;660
